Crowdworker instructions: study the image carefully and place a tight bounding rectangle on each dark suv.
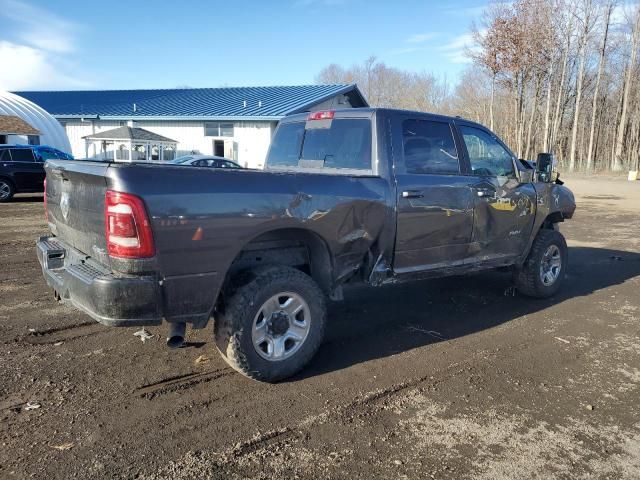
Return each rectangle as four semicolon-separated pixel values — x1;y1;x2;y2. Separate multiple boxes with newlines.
0;145;73;202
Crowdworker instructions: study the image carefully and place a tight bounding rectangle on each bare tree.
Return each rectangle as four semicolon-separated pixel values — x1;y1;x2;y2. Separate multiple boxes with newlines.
315;64;351;84
586;0;615;171
314;0;640;172
551;10;575;155
613;5;640;171
470;3;512;130
569;0;598;171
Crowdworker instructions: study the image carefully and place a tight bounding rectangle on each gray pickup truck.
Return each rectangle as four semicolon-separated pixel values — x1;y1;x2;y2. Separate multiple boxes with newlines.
37;108;575;381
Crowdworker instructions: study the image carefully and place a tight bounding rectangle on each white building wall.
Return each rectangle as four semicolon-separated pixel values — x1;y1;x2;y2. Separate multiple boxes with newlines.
232;122;274;169
59;93;357;167
61;119;120;158
62;119;275;169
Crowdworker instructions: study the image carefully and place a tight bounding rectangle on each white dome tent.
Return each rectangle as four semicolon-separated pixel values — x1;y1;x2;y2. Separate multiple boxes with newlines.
0;90;71;153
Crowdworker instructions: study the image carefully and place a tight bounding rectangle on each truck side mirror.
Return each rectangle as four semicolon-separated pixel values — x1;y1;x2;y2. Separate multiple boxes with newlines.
536;153;556;182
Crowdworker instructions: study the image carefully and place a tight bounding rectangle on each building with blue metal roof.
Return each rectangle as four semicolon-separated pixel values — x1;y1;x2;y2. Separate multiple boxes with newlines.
14;84;367;168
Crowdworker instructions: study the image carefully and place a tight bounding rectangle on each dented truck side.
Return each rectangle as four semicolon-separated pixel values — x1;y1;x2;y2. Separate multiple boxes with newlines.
37;108;575;381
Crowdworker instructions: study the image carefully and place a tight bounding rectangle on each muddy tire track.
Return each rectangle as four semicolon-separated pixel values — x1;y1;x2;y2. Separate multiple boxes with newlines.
135;368;235;399
6;321;106;345
26;323;106;345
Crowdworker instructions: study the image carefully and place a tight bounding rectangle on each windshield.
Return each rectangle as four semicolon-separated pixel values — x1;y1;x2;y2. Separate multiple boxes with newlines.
170;155;194;164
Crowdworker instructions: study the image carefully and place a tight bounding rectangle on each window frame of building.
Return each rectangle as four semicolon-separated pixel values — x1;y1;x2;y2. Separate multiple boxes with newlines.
204;122;234;137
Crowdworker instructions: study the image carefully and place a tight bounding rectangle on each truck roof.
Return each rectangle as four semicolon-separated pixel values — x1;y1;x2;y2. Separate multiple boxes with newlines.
283;107;480;128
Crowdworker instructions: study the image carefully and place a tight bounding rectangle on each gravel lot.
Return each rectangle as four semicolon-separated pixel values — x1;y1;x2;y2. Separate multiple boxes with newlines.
1;175;639;479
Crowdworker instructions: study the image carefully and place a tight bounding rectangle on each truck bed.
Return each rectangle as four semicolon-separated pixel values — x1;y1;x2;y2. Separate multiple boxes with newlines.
42;159;392;326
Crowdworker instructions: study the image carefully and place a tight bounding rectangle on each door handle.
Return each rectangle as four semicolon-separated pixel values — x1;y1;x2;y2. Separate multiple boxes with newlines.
402;190;424;199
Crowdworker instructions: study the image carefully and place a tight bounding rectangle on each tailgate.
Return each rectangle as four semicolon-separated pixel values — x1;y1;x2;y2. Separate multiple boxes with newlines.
45;160;110;266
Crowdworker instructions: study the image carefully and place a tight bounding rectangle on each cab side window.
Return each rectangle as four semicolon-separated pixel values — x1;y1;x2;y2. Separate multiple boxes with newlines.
460;126;514;177
402;119;460;174
267;122;305;167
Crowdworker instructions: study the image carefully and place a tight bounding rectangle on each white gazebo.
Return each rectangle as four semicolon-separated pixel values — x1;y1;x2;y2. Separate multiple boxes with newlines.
83;126;177;162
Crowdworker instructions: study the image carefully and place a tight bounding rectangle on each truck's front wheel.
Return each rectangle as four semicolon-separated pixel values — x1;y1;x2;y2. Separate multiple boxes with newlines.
214;266;326;382
514;229;568;298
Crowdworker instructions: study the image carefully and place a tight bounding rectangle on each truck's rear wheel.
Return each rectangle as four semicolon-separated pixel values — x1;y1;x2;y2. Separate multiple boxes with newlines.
514;229;568;298
214;266;326;382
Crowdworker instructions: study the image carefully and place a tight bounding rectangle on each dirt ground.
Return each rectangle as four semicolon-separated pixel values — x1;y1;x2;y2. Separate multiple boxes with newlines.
1;175;639;479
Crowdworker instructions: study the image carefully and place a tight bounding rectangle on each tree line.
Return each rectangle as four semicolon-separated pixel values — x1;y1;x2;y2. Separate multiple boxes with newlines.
316;0;640;172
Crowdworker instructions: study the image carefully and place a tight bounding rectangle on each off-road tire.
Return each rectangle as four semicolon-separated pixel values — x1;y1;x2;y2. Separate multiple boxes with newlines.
0;178;15;203
514;229;568;298
214;266;327;382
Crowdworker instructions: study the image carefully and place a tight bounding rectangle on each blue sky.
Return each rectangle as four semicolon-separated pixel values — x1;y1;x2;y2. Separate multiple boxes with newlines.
0;0;486;91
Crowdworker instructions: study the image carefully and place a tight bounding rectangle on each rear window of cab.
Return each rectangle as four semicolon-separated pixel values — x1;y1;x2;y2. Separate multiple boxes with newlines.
267;118;373;174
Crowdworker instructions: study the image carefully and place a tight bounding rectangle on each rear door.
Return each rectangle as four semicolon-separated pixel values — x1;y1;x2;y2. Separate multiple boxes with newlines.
456;123;536;260
8;148;43;191
392;114;476;273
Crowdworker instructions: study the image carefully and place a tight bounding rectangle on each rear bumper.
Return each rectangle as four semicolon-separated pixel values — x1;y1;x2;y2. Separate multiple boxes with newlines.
36;236;162;327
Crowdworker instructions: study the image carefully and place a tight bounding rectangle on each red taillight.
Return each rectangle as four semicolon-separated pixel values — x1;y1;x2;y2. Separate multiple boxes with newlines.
105;190;155;258
308;110;334;121
43;178;48;222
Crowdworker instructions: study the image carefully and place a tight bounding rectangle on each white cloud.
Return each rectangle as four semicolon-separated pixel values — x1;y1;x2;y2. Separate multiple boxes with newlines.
437;33;477;64
0;0;79;53
0;41;88;90
388;46;427;56
406;32;439;44
0;0;88;90
440;5;487;18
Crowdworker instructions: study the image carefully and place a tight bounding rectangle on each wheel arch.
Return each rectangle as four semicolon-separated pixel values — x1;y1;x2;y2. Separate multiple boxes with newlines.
0;175;15;188
218;227;335;305
520;210;567;264
541;211;565;229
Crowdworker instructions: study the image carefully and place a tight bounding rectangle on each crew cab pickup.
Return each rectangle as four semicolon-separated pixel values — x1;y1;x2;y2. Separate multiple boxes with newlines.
37;108;575;381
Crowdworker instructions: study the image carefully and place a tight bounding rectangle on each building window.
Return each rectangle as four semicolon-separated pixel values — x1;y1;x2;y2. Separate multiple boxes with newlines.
27;135;40;145
204;122;234;137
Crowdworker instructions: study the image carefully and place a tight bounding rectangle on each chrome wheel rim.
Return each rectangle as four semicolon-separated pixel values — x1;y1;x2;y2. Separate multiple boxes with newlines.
251;292;311;361
0;181;10;200
540;244;562;286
